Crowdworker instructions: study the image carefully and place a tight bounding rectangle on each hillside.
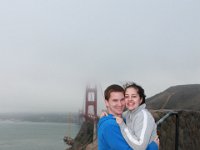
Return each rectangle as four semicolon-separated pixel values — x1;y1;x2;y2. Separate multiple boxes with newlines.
0;112;80;123
146;84;200;111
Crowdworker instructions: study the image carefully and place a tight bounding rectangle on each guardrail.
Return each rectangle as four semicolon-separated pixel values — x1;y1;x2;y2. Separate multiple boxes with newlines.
156;111;179;150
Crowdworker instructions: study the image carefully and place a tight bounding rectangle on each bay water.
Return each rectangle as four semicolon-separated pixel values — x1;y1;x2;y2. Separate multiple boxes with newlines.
0;121;80;150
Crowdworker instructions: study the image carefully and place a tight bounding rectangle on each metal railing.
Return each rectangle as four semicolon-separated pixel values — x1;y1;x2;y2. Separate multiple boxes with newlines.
156;111;179;150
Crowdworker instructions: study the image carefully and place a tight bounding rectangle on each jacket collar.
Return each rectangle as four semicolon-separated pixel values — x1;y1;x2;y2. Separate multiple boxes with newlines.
129;103;146;114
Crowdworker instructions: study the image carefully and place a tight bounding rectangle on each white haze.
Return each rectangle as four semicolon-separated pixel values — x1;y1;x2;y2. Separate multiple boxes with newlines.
0;0;199;113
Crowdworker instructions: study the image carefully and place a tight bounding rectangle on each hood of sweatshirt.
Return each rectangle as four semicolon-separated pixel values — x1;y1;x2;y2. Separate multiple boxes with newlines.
98;114;116;128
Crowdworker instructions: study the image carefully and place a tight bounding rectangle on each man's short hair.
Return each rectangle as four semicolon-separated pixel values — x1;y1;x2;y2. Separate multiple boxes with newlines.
104;84;124;101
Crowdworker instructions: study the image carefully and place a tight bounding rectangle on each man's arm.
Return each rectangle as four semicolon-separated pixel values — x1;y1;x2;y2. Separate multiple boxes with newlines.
147;141;158;150
103;122;132;150
103;122;158;150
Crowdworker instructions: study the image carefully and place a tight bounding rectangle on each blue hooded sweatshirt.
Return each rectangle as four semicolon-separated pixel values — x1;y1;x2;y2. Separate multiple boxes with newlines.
98;114;158;150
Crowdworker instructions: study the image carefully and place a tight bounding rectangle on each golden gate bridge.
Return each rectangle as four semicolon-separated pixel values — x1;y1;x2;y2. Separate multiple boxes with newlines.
64;85;99;149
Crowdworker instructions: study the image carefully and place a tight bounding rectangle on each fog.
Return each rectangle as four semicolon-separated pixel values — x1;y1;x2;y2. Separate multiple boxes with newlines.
0;0;199;113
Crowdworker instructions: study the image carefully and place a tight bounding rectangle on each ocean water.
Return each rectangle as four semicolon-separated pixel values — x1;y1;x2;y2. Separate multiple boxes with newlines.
0;121;80;150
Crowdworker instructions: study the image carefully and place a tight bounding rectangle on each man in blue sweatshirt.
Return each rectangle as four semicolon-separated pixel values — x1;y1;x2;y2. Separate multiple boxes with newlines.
98;84;158;150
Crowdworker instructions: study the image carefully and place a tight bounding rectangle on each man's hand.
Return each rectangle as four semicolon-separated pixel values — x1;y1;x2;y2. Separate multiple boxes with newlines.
115;116;123;124
154;136;160;148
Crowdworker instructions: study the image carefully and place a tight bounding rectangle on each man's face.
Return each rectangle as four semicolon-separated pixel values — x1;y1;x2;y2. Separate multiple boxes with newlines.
105;92;125;117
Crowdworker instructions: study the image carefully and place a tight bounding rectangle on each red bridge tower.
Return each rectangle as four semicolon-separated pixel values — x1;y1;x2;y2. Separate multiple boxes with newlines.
85;86;97;121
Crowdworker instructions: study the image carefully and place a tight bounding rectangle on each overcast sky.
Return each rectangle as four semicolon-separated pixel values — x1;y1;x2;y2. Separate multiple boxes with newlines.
0;0;199;113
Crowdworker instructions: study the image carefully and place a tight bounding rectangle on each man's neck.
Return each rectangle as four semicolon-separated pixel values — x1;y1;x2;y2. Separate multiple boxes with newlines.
115;114;122;117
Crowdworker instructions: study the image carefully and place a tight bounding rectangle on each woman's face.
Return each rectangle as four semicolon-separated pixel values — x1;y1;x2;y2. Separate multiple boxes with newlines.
125;87;142;111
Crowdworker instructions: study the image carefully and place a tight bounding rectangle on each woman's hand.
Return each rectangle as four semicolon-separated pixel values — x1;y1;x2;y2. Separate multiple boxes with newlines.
115;116;123;124
100;110;108;118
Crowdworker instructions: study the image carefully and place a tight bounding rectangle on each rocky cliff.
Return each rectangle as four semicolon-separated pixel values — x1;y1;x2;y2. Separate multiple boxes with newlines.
66;121;94;150
151;110;200;150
